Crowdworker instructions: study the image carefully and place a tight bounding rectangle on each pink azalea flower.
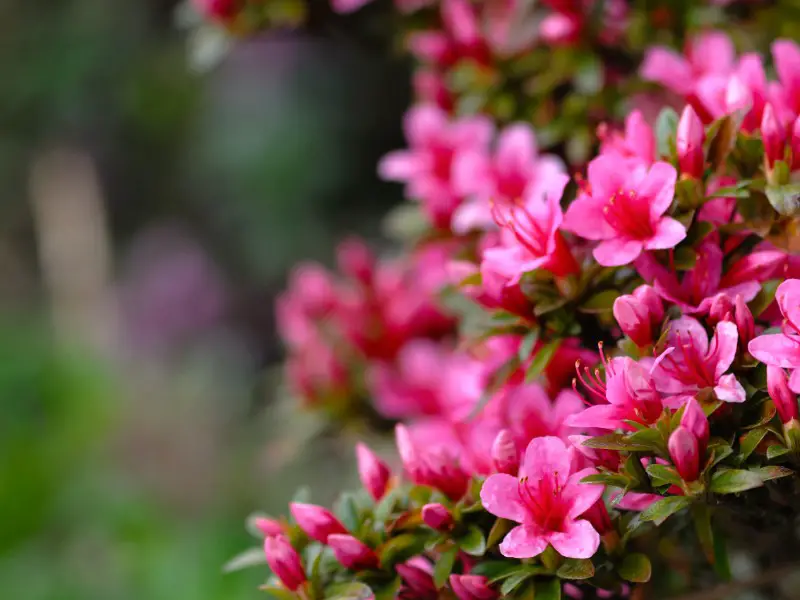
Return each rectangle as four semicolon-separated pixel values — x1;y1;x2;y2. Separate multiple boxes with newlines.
749;279;800;393
397;558;437;600
327;534;380;570
636;241;785;313
597;110;656;165
407;0;490;69
772;40;800;120
396;423;470;500
652;316;745;405
263;536;307;592
480;436;603;559
568;355;664;431
450;256;535;319
451;123;565;232
563;157;684;267
449;574;498;600
613;284;665;347
379;104;492;229
767;365;800;424
479;174;580;279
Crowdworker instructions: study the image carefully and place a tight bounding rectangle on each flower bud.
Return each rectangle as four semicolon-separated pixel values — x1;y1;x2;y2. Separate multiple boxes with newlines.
356;443;391;501
633;285;664;323
449;575;499;600
193;0;237;20
251;516;284;537
768;365;799;424
396;560;437;600
707;293;734;326
289;503;348;543
582;498;613;535
613;294;653;347
396;424;469;501
422;503;454;531
336;237;374;285
668;426;701;482
762;104;786;168
677;105;705;178
327;534;380;571
734;295;755;348
680;397;709;451
491;429;519;474
263;535;306;591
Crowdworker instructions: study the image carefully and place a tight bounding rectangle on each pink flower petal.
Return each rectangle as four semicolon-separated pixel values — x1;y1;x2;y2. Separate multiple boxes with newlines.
777;279;800;332
565;404;624;431
749;334;800;368
547;519;600;559
496;123;537;173
593;239;644;267
711;321;739;379
520;436;572;486
405;104;447;147
639;162;677;217
690;32;735;76
714;373;746;403
378;151;423;181
564;468;605;519
499;525;549;558
644;217;686;250
668;316;710;356
480;473;527;522
640;47;693;95
789;369;800;394
563;194;613;240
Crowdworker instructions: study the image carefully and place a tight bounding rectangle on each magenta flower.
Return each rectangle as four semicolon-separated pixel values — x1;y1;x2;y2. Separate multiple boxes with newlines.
563;156;684;266
263;536;307;592
356;443;392;502
772;40;800;120
451;123;565;232
568;356;664;431
253;517;284;537
676;105;705;178
449;575;499;600
768;366;799;424
450;256;534;319
289;503;348;543
480;436;603;559
652;317;745;405
379;104;492;229
327;534;380;570
668;397;709;482
613;284;665;347
407;0;490;69
597;110;656;165
396;424;470;500
749;279;800;393
329;0;373;13
491;429;520;475
422;503;454;531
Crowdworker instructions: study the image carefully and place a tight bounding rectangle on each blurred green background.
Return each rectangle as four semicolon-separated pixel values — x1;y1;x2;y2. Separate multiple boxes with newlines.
0;1;408;598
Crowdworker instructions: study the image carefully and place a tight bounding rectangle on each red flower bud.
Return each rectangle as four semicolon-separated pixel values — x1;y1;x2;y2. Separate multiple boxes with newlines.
289;503;347;543
449;575;499;600
633;285;664;323
491;429;519;475
327;534;380;571
677;105;705;178
734;295;755;348
263;535;306;591
397;560;437;600
707;293;734;327
680;397;709;452
668;426;700;482
762;104;786;168
356;442;391;501
613;294;653;347
422;503;454;531
768;365;799;424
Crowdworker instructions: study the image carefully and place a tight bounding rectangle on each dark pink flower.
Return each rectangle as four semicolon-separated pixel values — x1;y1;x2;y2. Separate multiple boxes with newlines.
422;503;454;530
252;517;284;537
563;157;684;266
768;365;799;424
652;317;745;405
613;284;664;347
491;429;520;474
356;443;391;501
327;534;380;570
397;558;437;600
677;105;705;178
396;424;470;500
407;0;490;69
289;503;348;543
263;536;307;592
669;426;701;482
194;0;238;20
450;575;499;600
330;0;373;13
597;110;656;165
480;436;603;559
379;104;492;229
749;279;800;393
772;40;800;119
762;104;787;169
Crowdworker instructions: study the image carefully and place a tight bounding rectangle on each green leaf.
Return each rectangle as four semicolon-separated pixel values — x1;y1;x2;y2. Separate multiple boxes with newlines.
646;464;683;487
627;427;668;454
579;290;620;314
709;469;764;494
535;578;562;600
580;472;631;488
324;582;374;600
557;558;595;580
618;553;652;583
708;181;752;198
458;525;487;556
487;518;514;549
713;528;732;581
519;329;540;361
500;572;532;596
655;107;679;159
738;427;768;462
373;578;401;600
383;203;428;242
335;492;361;533
707;441;734;468
765;183;800;216
291;486;311;505
433;545;459;589
749;280;781;317
706;115;738;172
582;433;657;452
673;246;697;270
222;547;266;573
640;496;691;525
379;533;429;568
691;503;715;565
470;562;529;583
752;465;794;482
260;586;299;600
525;339;562;383
767;445;790;460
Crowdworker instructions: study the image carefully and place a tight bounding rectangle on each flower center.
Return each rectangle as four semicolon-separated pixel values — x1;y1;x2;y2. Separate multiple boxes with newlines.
602;189;654;239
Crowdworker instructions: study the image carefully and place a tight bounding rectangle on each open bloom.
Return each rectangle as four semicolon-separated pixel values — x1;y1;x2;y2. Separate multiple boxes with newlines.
408;0;490;68
773;39;800;120
568;355;664;431
379;104;492;229
749;279;800;392
652;317;745;405
597;110;656;165
563;157;684;266
480;436;603;559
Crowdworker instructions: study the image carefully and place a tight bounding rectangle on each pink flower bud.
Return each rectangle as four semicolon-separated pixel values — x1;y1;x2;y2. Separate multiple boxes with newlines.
422;503;454;531
613;294;653;347
762;104;786;168
289;503;348;543
768;365;799;424
707;293;734;326
395;424;469;501
449;575;499;600
734;295;755;347
397;560;437;600
263;535;306;591
252;516;284;537
582;498;613;535
677;105;705;178
680;397;709;452
336;237;374;285
632;285;664;324
668;426;701;482
491;429;519;474
356;443;391;501
327;534;380;571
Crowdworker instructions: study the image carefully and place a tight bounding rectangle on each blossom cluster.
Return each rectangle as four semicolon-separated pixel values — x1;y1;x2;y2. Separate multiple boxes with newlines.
196;2;800;599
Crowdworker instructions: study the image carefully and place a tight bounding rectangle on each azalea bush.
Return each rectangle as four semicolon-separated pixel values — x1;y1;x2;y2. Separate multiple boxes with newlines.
193;0;800;598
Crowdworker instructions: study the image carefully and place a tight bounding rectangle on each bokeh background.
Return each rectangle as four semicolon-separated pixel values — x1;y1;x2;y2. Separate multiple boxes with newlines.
0;1;409;598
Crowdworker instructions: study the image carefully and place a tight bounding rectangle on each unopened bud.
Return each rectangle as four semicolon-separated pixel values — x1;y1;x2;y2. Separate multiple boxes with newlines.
491;429;519;474
449;575;498;600
734;295;755;347
668;426;701;482
707;293;734;327
768;365;799;424
356;443;392;501
263;535;307;592
762;104;786;168
677;105;705;178
327;534;380;571
422;503;454;531
289;503;347;543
